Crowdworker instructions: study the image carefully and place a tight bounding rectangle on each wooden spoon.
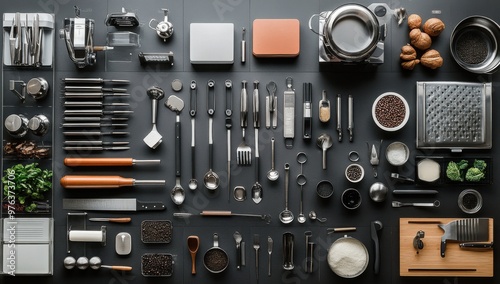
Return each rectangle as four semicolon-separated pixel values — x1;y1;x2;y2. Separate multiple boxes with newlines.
187;235;200;274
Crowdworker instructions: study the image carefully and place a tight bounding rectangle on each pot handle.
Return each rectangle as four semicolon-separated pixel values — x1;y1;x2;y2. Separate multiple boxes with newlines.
213;233;219;247
308;14;321;36
379;23;387;41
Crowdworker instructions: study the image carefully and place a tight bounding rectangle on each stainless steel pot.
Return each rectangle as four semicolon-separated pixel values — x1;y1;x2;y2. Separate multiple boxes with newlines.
450;16;500;74
323;4;380;61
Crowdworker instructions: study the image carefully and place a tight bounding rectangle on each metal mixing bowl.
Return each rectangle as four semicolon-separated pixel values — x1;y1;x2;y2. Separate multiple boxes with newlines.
450;16;500;74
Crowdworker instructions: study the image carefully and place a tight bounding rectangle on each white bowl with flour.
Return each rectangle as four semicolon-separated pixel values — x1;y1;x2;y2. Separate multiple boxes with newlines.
327;235;369;278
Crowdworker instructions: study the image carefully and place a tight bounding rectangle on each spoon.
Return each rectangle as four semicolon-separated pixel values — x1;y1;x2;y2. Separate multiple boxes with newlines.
188;235;200;274
233;231;243;269
188;80;198;190
267;137;279;181
166;95;185;205
204;80;220;190
296;152;308;224
308;211;326;223
316;133;332;170
369;182;388;202
279;163;294;224
89;256;132;271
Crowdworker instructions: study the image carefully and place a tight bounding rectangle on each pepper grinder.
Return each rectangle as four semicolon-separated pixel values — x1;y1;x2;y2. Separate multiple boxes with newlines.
26;77;49;100
5;114;29;138
28;114;50;136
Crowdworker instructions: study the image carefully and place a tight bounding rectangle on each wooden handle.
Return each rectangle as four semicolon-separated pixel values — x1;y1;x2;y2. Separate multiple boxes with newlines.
200;211;232;216
190;253;196;274
108;265;133;271
60;175;133;188
108;218;132;223
64;158;134;167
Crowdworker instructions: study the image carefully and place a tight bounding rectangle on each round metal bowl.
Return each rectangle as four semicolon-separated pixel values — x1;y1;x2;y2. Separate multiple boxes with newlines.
327;235;369;278
450;16;500;74
323;3;380;61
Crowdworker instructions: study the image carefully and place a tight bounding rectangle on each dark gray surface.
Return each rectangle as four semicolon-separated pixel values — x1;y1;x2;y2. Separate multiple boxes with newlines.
1;0;500;283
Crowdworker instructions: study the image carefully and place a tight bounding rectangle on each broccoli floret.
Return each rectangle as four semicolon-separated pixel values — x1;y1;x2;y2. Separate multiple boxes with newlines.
446;161;463;182
465;167;485;182
473;159;487;172
457;160;469;170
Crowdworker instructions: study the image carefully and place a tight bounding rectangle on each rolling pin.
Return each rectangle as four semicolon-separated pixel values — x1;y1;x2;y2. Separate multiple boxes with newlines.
64;157;160;167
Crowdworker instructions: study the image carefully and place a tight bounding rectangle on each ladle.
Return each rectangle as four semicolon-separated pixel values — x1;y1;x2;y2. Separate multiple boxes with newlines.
188;80;198;190
267;137;279;181
165;95;185;205
204;80;220;190
279;163;294;224
89;256;132;271
296;152;308;224
316;133;332;170
187;235;200;274
308;211;327;223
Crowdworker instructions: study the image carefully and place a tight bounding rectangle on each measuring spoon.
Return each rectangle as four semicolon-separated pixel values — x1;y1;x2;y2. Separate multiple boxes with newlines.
267;137;279;181
308;211;327;223
166;95;185;205
187;235;200;274
316;133;332;170
296;152;307;224
204;80;220;190
188;81;198;190
279;163;294;224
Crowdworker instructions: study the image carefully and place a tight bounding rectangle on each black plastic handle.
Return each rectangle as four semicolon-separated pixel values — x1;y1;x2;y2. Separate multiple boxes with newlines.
137;200;166;211
175;120;181;177
190;80;197;117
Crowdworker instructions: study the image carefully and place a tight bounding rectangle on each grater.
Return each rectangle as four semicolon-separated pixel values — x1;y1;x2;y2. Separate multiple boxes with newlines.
416;81;492;151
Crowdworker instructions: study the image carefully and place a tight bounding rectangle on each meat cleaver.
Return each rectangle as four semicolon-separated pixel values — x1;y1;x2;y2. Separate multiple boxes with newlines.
439;218;489;257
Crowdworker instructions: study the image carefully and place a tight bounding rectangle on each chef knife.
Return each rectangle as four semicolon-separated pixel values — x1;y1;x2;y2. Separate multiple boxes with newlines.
63;198;166;211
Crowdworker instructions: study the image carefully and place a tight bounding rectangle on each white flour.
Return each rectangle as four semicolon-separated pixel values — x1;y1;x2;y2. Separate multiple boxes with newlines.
328;237;368;277
387;143;408;165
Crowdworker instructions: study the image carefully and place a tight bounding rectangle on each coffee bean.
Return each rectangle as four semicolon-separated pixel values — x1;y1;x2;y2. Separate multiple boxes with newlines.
204;249;228;272
141;253;173;277
141;220;172;243
375;95;406;128
347;165;362;181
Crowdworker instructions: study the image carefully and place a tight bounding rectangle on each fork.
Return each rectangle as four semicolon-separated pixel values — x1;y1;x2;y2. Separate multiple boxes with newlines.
237;80;252;165
253;234;260;280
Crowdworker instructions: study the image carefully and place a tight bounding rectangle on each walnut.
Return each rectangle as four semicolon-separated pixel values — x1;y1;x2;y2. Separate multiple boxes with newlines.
400;44;417;60
420;49;443;69
409;29;432;50
423;18;445;36
401;59;420;70
407;14;422;30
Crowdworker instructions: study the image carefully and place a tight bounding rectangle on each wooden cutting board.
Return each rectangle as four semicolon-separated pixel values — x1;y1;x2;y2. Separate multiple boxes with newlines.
400;218;493;277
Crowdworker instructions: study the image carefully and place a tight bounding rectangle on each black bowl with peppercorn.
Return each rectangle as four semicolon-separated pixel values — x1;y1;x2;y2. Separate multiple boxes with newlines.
372;92;409;132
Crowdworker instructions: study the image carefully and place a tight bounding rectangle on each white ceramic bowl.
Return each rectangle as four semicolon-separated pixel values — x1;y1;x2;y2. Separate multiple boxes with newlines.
345;164;364;183
372;92;410;131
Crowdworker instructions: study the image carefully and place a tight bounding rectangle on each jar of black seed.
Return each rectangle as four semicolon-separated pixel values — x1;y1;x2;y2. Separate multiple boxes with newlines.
458;189;482;214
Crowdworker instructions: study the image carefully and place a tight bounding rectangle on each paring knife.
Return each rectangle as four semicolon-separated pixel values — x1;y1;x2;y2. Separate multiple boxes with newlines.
63;198;166;211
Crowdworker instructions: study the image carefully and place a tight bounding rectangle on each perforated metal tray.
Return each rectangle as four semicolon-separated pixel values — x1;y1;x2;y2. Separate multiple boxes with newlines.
416;81;492;151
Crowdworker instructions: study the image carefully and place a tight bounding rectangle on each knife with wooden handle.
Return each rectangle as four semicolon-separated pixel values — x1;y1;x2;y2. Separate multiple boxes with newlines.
60;175;165;188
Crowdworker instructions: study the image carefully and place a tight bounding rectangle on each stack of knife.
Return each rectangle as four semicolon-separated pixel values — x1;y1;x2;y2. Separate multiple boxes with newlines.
8;12;44;67
62;78;132;151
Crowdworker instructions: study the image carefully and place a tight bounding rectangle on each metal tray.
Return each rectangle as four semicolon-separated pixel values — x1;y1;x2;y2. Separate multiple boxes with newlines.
416;81;492;151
